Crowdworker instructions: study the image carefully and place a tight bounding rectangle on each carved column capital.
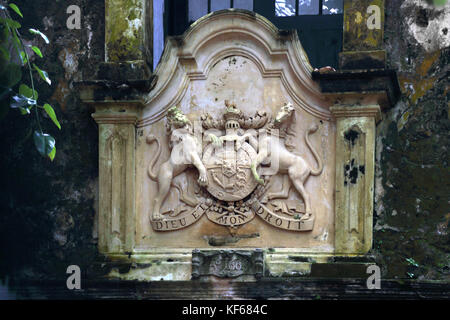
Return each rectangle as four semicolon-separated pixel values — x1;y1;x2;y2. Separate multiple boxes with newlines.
330;105;381;123
89;101;144;125
92;112;139;125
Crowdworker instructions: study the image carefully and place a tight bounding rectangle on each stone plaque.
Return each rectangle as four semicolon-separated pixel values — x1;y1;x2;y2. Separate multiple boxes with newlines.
191;249;264;279
88;12;384;282
134;10;336;251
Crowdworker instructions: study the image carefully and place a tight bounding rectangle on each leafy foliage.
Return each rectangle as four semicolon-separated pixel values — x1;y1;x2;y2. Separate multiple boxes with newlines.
0;1;60;161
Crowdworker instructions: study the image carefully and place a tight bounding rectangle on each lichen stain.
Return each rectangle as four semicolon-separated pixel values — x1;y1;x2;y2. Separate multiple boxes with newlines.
363;34;379;48
418;50;441;76
397;110;410;131
354;11;363;24
410;78;436;104
398;49;441;104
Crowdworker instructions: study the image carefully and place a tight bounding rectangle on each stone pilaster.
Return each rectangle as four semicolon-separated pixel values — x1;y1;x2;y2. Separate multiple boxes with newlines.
331;105;381;255
91;103;140;254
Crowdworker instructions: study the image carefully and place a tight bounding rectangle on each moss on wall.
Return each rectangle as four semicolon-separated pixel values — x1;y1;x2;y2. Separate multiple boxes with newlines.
105;0;144;61
372;0;449;280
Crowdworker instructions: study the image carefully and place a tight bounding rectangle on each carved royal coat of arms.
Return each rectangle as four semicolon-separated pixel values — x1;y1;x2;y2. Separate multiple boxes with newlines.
146;101;323;232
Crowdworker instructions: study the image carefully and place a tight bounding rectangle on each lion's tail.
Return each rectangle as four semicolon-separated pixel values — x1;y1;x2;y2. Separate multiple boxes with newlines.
146;134;161;181
305;124;323;176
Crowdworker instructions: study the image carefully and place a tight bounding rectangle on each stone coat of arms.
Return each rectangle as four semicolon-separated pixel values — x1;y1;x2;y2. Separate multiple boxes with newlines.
146;101;323;232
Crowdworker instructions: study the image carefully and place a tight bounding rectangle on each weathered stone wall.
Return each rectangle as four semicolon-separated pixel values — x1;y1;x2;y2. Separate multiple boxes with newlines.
373;0;449;280
0;0;448;283
0;0;104;279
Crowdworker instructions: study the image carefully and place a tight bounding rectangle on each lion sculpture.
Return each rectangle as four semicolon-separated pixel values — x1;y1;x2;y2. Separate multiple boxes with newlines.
251;103;323;220
146;106;207;221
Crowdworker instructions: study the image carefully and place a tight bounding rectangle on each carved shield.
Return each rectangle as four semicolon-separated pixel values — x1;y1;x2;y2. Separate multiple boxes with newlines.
222;159;236;178
203;142;258;201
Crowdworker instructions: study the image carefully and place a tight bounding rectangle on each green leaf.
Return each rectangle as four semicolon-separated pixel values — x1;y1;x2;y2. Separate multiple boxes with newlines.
33;64;51;85
31;46;43;58
29;28;49;44
33;131;55;158
19;83;38;100
48;146;56;161
43;103;61;130
9;3;23;18
1;18;21;29
20;51;27;64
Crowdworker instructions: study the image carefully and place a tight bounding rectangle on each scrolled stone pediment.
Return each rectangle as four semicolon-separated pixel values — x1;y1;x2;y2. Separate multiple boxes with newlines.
140;10;331;128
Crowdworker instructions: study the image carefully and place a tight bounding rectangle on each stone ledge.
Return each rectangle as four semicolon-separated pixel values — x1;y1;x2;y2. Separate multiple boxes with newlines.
312;69;401;110
330;105;382;122
6;279;450;300
84;251;382;281
75;75;157;103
